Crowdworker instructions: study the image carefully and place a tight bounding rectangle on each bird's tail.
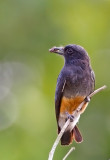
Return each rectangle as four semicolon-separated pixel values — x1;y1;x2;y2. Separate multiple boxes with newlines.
61;125;83;145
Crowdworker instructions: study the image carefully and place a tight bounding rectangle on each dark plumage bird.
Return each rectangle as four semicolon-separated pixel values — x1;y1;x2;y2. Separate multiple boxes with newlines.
49;44;95;145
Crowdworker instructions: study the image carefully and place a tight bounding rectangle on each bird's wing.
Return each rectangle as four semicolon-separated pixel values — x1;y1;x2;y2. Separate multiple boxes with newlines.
55;72;66;123
91;70;95;91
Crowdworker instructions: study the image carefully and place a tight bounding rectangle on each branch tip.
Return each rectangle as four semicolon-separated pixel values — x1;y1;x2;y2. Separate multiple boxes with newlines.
63;147;75;160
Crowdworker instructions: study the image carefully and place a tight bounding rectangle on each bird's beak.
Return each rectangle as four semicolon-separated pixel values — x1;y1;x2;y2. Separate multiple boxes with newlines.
49;46;64;55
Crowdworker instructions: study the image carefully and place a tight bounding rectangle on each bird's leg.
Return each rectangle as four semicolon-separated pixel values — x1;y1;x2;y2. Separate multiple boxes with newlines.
65;112;74;122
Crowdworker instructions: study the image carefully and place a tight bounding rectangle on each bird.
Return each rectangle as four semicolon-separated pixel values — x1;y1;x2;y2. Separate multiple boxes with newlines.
49;44;95;145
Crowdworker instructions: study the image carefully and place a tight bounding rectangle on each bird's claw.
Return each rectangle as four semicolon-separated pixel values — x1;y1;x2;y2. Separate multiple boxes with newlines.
85;96;91;102
65;112;74;122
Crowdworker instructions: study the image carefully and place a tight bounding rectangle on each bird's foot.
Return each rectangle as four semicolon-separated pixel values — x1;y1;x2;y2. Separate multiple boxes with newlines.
65;112;74;122
84;96;91;102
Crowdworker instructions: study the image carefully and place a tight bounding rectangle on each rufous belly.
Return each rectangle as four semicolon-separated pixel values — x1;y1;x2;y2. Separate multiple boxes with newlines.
60;96;85;114
58;96;88;131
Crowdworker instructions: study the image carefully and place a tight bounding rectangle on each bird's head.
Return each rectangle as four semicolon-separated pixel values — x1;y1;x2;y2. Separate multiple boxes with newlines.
49;44;89;64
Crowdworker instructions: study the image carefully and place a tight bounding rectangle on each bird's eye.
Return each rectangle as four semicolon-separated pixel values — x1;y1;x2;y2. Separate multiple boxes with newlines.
67;48;73;54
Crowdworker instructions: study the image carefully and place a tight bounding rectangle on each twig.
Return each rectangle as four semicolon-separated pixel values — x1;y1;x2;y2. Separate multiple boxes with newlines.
89;85;106;98
76;85;107;113
48;85;106;160
62;147;75;160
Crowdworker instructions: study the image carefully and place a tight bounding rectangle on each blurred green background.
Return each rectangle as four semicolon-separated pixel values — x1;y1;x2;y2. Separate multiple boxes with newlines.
0;0;110;160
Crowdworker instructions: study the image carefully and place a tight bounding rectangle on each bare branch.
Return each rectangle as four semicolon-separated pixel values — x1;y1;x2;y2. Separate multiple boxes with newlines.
48;85;106;160
62;147;75;160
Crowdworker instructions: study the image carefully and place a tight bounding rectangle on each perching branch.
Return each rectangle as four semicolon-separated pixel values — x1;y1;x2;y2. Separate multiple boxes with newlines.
48;119;70;160
48;85;106;160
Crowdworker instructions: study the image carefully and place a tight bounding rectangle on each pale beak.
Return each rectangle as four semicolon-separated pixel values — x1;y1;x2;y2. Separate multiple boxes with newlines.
49;46;64;55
